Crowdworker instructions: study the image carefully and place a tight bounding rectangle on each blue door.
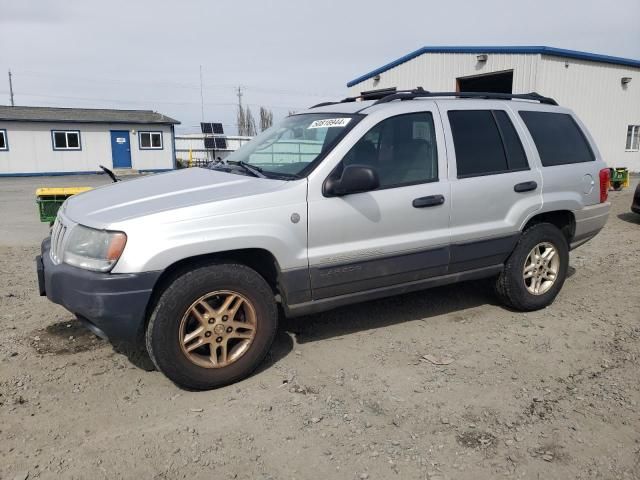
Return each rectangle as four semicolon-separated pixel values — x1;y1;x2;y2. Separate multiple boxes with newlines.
110;130;132;168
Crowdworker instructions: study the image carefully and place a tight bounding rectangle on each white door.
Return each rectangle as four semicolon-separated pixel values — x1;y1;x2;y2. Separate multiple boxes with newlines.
307;106;451;299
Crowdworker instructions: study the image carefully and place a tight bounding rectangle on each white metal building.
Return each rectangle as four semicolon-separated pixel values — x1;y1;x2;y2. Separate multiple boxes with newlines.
0;106;180;176
347;46;640;171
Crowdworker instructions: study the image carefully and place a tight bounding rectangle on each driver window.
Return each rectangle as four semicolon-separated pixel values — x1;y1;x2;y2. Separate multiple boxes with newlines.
341;112;438;188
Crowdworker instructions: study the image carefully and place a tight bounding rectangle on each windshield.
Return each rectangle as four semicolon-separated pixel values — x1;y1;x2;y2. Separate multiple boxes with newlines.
218;113;361;178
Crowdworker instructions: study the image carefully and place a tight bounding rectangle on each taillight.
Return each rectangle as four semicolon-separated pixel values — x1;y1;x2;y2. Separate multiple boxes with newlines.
599;168;610;203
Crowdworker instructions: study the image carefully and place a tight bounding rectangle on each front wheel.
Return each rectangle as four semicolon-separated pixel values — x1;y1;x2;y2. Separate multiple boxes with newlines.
495;223;569;311
146;263;278;390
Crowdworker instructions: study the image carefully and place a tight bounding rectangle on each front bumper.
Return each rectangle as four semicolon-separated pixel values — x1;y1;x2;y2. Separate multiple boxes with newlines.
37;238;161;343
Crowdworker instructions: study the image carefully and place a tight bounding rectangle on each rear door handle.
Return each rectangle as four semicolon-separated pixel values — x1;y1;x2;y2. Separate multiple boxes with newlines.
514;181;537;193
413;195;445;208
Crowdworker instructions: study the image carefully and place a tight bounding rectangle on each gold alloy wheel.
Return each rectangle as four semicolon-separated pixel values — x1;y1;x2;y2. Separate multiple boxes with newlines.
523;242;560;295
178;290;257;368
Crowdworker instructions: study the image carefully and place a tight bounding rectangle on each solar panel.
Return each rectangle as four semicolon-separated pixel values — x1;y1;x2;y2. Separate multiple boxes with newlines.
214;137;227;149
200;122;223;134
204;138;216;149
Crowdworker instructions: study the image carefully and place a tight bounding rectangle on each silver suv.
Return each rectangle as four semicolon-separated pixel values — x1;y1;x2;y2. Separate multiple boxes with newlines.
37;89;611;390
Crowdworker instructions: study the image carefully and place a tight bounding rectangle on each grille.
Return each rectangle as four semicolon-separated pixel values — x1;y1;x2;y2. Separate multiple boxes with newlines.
49;217;69;264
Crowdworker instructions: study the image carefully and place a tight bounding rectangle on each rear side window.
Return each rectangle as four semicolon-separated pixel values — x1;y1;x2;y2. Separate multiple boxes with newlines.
519;111;594;166
448;110;528;178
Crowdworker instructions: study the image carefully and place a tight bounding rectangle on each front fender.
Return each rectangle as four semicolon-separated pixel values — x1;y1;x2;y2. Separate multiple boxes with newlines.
111;207;308;274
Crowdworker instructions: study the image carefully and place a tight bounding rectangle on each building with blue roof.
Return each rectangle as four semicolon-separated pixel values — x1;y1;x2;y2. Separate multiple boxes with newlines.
347;46;640;170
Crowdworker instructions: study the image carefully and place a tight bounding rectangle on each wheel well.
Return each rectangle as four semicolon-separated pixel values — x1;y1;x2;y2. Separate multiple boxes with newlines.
523;210;575;242
144;249;281;330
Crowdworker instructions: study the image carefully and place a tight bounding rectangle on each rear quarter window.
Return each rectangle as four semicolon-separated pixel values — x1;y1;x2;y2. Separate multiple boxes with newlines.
519;111;594;166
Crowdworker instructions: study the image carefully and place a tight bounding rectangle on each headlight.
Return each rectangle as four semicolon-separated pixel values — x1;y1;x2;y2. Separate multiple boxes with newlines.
63;225;127;272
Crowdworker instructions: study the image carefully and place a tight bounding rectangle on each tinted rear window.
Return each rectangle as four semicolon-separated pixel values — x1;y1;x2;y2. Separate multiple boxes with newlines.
519;111;594;166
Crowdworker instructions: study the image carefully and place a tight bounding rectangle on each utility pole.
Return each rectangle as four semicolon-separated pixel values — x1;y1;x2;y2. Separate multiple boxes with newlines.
236;85;243;108
199;65;204;122
236;86;244;136
8;70;15;106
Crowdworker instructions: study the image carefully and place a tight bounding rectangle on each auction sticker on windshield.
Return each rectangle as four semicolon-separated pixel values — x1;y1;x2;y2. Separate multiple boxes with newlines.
307;118;351;129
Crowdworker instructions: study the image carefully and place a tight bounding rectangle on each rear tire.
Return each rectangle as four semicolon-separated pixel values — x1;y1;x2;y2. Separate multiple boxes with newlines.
146;263;277;390
495;223;569;311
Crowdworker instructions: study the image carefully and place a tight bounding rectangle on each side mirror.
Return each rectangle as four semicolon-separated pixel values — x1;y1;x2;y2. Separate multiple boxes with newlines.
326;164;380;196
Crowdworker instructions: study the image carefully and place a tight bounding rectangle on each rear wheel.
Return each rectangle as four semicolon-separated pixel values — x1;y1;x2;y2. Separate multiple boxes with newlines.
146;263;277;390
495;223;569;311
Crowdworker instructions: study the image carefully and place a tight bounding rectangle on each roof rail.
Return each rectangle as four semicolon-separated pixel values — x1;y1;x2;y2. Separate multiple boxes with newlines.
308;97;358;109
373;89;558;106
309;89;558;110
309;87;426;109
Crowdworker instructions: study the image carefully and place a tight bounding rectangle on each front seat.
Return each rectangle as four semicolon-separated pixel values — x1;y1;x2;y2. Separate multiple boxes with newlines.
393;139;434;184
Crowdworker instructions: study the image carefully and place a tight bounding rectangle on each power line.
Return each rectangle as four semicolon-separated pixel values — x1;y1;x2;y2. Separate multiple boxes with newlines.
8;91;301;110
10;70;345;98
15;69;207;90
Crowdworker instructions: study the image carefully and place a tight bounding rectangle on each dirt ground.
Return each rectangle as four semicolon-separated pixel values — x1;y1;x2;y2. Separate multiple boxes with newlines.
1;176;639;480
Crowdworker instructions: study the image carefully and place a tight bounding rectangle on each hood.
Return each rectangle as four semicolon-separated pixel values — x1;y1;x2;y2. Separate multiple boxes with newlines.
64;168;288;227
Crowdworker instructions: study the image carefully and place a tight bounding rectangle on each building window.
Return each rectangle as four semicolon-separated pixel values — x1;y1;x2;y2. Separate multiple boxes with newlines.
52;130;81;150
448;110;529;178
626;125;640;151
139;131;163;149
0;130;7;151
519;112;594;166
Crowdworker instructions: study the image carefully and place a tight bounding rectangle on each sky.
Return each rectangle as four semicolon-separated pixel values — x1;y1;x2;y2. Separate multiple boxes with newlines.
1;0;639;134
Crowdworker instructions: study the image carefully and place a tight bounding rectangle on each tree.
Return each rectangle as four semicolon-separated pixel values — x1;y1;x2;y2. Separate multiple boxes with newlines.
245;107;257;136
236;104;246;136
237;105;257;136
259;107;273;132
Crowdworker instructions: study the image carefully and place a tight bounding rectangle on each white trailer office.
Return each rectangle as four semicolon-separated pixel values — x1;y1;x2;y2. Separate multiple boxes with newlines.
0;106;180;176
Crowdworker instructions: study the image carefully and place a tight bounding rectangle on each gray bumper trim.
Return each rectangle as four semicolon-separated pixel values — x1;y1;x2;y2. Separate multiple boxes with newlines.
39;238;161;343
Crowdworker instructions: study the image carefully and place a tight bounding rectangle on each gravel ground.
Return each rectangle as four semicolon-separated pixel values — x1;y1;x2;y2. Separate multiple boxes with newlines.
0;177;639;480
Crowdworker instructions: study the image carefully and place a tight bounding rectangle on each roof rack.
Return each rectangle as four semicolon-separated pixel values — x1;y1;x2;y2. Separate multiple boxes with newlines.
372;89;558;106
309;87;423;109
309;88;558;110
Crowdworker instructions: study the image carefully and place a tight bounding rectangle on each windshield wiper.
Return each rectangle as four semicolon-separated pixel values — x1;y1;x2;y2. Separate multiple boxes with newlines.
264;171;301;180
228;160;265;178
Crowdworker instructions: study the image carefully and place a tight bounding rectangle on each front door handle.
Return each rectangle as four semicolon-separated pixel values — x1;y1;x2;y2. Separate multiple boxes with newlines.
514;181;537;193
413;195;445;208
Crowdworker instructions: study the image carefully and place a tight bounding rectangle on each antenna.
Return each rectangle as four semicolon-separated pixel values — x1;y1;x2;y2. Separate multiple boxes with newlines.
8;70;15;106
199;65;204;122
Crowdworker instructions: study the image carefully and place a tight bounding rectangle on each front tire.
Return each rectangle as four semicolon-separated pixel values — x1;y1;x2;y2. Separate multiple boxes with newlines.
495;223;569;311
146;263;277;390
